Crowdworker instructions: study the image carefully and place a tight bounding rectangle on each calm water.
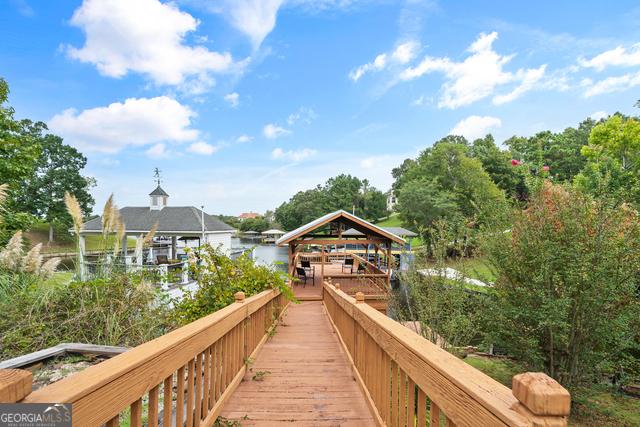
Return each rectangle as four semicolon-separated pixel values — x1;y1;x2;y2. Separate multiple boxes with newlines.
231;237;289;272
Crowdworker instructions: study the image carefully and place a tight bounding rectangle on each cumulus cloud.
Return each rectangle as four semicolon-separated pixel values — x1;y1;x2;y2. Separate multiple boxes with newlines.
349;41;419;81
287;107;318;125
263;123;291;139
589;111;609;120
399;32;546;108
187;141;219;155
48;96;199;153
236;134;253;143
146;143;169;159
271;147;317;162
450;115;502;141
66;0;234;91
579;44;640;71
224;92;240;107
583;71;640;97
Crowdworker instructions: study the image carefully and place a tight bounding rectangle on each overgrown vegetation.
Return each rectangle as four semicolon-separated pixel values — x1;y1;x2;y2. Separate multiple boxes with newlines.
172;245;294;325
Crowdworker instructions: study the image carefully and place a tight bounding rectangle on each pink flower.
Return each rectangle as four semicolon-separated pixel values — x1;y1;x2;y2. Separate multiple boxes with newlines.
542;165;550;172
511;159;521;166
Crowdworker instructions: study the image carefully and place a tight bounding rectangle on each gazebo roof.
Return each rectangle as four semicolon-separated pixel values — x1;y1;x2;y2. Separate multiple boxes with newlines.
342;226;417;238
262;229;285;235
276;210;405;246
81;206;235;234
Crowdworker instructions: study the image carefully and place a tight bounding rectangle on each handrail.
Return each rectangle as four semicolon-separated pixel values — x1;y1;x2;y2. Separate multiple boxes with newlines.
322;282;570;427
3;289;288;426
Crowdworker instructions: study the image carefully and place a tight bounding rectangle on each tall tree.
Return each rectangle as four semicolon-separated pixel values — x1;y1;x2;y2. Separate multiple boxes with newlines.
14;134;95;241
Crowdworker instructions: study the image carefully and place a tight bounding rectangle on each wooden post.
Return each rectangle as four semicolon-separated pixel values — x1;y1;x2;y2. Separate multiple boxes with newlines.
321;244;325;282
355;292;365;304
234;292;246;303
0;369;32;403
335;283;341;291
512;372;570;425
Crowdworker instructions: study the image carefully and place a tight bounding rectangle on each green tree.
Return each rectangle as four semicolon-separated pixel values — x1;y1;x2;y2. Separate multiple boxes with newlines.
470;135;525;198
14;134;95;241
575;114;640;205
394;141;505;233
483;183;640;386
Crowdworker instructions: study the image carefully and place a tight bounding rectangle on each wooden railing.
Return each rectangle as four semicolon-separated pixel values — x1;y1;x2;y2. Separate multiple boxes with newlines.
322;282;571;427
1;289;288;426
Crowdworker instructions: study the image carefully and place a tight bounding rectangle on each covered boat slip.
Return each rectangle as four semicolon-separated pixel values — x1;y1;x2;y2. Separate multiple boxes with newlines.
278;210;405;310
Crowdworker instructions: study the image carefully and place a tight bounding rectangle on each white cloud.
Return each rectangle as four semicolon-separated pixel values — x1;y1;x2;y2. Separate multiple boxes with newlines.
146;143;169;159
236;134;253;143
287;107;318;125
411;95;428;106
271;147;317;162
450;115;502;141
400;32;546;108
589;111;609;120
48;96;199;153
579;44;640;71
583;71;640;97
66;0;234;90
493;65;546;105
224;92;240;107
349;41;419;81
187;141;219;155
263;123;291;139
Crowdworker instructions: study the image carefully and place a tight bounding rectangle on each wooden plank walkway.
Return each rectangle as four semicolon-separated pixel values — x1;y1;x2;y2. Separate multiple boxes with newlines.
220;301;375;426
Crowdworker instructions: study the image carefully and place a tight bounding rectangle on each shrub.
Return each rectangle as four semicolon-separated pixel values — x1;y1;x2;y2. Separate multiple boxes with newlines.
483;182;640;387
172;245;294;325
0;272;172;360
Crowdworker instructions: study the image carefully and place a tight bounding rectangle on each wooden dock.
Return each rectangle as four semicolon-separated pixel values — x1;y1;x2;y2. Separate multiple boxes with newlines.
220;301;375;425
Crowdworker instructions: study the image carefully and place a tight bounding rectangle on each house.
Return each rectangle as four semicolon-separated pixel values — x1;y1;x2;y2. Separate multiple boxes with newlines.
238;212;260;220
386;190;397;212
80;185;236;261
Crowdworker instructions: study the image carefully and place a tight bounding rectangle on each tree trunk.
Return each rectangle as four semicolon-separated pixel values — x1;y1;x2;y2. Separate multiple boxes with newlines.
48;223;54;243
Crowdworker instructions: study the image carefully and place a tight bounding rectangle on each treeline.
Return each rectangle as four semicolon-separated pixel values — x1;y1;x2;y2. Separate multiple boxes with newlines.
275;174;387;230
0;78;94;243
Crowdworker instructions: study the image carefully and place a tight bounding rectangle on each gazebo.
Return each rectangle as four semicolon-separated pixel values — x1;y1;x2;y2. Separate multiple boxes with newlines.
276;210;404;310
80;185;236;263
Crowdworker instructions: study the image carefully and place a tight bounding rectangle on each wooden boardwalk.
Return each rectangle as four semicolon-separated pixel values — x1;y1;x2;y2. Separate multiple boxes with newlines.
220;301;375;426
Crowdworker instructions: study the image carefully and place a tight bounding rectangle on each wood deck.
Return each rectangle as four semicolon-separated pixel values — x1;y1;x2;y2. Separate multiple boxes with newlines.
220;301;375;426
292;262;387;301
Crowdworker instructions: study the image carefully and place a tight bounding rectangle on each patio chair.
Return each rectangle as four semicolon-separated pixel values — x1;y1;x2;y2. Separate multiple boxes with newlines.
156;255;169;265
295;267;311;288
300;259;316;277
342;257;354;273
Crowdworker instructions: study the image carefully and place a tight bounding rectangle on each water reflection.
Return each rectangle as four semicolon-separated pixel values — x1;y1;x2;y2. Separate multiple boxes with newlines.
231;237;289;272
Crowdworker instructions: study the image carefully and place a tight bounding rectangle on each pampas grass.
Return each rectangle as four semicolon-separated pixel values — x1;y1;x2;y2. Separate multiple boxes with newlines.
40;257;61;279
21;243;42;274
0;230;24;270
64;192;84;235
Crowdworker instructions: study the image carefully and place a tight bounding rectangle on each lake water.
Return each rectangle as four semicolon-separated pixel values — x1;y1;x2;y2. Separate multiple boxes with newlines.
231;237;289;272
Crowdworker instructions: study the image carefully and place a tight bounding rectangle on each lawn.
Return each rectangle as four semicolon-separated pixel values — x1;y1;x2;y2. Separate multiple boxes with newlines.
464;355;640;426
26;222;137;254
375;214;424;247
424;256;497;284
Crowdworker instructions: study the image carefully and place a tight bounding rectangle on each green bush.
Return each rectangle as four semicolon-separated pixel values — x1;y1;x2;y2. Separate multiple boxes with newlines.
0;271;172;360
483;182;640;387
172;245;294;325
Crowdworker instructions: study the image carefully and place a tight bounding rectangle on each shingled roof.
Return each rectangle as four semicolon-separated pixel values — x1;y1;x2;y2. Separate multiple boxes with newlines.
149;185;169;197
81;206;235;234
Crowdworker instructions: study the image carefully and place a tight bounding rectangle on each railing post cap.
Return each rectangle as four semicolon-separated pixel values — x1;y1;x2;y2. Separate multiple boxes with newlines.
0;369;33;403
335;283;341;290
355;292;365;303
512;372;570;417
234;291;246;303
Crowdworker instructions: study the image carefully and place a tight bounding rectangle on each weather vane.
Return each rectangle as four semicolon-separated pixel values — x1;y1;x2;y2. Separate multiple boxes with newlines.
153;167;162;186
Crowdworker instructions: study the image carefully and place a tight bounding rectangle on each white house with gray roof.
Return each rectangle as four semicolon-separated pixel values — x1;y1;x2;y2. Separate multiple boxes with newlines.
80;185;235;260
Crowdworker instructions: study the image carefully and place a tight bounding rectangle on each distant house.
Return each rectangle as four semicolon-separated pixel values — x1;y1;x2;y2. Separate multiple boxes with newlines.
80;185;236;260
386;191;397;212
238;212;260;220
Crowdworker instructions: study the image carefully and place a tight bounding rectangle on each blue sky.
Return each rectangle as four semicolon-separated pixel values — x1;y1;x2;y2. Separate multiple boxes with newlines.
2;0;640;215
